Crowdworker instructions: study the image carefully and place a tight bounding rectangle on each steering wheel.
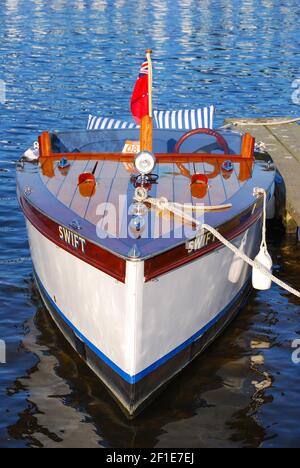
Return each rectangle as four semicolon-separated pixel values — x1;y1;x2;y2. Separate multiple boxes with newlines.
175;128;230;154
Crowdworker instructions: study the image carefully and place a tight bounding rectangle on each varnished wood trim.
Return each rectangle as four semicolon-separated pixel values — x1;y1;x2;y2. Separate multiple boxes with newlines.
241;133;255;159
140;115;153;152
37;130;255;161
38;131;53;158
40;153;253;163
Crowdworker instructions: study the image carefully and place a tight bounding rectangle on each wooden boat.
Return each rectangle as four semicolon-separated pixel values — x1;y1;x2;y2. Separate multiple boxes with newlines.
16;118;276;416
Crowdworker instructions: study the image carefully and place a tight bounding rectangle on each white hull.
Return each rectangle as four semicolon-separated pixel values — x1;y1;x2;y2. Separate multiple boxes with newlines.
26;217;261;414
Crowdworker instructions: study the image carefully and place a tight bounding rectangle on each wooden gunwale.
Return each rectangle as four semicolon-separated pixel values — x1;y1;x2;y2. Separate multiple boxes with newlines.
40;153;253;163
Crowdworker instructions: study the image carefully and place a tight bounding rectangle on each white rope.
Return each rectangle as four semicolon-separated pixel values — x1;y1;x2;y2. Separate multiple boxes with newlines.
254;188;268;251
201;222;300;298
201;188;300;298
220;123;234;129
147;197;199;225
229;117;300;127
147;197;232;221
203;189;300;298
171;201;233;212
139;187;300;299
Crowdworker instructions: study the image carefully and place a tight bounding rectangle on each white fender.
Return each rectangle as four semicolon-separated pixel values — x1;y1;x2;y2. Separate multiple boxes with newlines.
252;246;273;291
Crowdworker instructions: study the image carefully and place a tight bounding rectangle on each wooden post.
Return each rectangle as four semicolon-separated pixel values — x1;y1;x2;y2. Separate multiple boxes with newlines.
140;115;153;152
139;49;153;152
241;133;255;159
238;160;253;182
38;131;52;158
40;158;55;178
146;49;153;118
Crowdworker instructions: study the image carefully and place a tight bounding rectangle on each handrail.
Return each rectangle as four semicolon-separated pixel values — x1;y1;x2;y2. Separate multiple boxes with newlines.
39;152;253;163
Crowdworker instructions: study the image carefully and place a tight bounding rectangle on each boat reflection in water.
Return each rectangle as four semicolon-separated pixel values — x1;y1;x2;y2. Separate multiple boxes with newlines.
7;283;270;448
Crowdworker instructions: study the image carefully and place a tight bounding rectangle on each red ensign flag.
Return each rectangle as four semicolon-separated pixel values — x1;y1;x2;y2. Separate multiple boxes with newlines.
130;61;149;124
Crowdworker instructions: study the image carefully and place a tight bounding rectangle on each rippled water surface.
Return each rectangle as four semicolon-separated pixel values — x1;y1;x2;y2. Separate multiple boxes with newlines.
0;0;300;448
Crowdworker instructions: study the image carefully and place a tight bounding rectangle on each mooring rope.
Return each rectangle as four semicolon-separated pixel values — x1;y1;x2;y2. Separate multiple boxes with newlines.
254;188;268;252
146;197;232;221
229;117;300;127
201;224;300;299
137;188;300;299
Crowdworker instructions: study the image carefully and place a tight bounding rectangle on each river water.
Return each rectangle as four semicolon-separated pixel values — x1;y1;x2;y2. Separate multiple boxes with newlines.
0;0;300;448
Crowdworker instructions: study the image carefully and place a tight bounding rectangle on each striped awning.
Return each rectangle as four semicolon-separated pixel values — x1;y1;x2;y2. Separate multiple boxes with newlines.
87;115;138;131
87;106;215;131
154;106;215;130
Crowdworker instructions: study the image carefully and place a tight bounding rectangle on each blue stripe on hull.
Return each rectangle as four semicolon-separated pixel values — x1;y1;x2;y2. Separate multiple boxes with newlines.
35;272;250;385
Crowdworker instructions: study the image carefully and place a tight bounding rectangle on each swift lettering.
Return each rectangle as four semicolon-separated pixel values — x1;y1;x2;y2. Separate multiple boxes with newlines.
59;226;86;253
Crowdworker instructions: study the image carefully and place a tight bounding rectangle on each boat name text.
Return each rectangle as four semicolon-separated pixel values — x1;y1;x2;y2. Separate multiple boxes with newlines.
186;231;216;253
59;226;86;253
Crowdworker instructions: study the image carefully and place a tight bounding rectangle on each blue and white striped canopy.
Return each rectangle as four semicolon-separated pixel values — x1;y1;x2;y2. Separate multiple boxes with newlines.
87;115;138;130
154;106;215;130
87;106;215;131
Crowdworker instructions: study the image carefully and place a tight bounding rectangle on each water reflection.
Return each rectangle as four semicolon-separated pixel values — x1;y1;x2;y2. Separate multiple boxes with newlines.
7;278;272;448
1;0;300;449
3;226;299;447
1;0;299;123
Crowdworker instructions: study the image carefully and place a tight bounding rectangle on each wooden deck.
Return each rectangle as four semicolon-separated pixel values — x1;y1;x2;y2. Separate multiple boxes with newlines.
18;126;277;261
225;117;300;233
40;157;252;238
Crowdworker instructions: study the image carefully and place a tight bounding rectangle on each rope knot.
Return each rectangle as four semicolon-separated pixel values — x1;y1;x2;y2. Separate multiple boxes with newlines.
156;197;169;211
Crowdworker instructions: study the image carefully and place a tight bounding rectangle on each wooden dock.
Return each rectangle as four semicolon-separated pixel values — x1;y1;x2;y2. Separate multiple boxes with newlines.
225;117;300;234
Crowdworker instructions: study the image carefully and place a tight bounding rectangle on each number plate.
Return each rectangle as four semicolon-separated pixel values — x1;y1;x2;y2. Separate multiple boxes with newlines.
122;140;140;154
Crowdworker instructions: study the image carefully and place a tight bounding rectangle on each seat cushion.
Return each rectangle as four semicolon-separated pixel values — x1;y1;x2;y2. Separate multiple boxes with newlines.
153;106;215;130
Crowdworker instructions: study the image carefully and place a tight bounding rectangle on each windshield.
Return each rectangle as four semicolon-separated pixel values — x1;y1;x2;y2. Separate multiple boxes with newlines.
51;128;243;155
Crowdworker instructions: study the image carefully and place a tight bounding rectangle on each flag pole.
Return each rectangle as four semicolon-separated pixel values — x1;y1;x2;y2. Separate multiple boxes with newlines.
140;49;153;152
146;49;153;118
